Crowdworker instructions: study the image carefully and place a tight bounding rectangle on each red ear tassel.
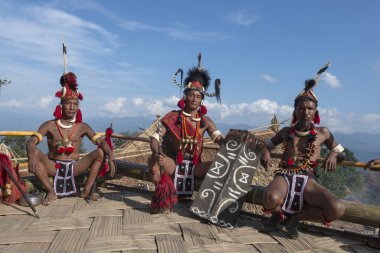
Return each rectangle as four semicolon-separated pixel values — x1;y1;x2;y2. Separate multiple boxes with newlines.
177;98;185;110
199;105;207;115
314;110;320;125
75;109;82;123
53;104;62;119
55;90;63;98
78;92;83;101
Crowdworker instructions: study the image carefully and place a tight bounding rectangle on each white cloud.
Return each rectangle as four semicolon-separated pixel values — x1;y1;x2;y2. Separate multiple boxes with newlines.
0;95;54;109
319;107;338;117
104;97;126;114
260;74;276;83
363;113;380;122
227;10;259;27
321;72;341;89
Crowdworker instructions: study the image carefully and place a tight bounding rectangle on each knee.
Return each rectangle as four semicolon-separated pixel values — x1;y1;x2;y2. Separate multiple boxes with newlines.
327;200;345;221
263;190;284;210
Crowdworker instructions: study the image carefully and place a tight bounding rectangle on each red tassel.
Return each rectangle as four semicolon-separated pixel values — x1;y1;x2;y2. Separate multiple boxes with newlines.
65;146;75;154
150;172;178;212
287;157;294;166
53;104;62;119
98;124;114;177
78;92;83;101
99;162;108;177
177;98;185;109
105;127;113;137
314;110;320;125
55;90;63;98
75;109;82;123
177;151;183;164
55;163;62;169
200;105;207;115
58;146;65;154
193;152;199;166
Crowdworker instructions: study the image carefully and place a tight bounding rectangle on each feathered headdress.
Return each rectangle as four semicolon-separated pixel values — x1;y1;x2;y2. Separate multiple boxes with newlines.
292;62;330;125
173;53;221;115
294;62;330;107
52;41;84;123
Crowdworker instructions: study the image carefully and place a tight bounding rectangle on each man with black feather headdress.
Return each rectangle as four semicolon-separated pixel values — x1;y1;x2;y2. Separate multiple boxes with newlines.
260;64;346;238
149;54;223;213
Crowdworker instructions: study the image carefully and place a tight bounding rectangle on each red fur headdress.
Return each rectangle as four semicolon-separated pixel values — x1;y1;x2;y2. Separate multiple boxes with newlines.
53;72;84;123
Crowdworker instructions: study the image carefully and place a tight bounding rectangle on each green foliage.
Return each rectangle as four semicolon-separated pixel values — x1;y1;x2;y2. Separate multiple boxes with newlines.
113;131;130;149
316;147;364;199
0;136;27;157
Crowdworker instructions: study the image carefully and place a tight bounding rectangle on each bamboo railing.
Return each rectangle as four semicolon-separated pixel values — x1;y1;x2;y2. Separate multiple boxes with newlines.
2;130;380;236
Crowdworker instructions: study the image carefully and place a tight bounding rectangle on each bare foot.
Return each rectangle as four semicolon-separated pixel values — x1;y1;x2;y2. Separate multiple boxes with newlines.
43;191;57;205
81;189;102;201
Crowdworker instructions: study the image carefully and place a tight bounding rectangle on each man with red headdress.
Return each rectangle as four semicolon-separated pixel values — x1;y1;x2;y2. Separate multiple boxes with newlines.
26;72;115;205
149;54;223;213
260;63;346;238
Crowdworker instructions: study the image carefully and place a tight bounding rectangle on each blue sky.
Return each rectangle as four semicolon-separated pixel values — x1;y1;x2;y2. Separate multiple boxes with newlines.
0;0;379;133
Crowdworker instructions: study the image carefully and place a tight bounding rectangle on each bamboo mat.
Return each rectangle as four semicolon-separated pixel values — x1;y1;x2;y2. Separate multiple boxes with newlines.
0;187;377;252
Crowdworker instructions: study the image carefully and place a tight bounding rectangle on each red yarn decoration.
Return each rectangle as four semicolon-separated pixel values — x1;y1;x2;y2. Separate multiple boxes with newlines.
176;151;183;165
55;90;63;98
78;92;83;101
177;98;185;109
53;104;62;119
199;105;207;115
314;110;320;125
75;109;82;123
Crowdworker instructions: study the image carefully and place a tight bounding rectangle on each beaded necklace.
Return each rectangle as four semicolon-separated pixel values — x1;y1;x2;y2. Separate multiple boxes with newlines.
55;120;79;154
277;123;318;175
177;111;201;165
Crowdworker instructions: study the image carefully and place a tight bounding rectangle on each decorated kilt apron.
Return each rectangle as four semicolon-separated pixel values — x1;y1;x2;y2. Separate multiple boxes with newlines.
173;158;195;197
161;111;202;197
53;160;77;197
190;130;263;228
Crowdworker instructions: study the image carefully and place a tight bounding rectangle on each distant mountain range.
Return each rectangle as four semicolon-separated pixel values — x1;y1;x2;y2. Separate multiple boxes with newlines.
1;114;380;162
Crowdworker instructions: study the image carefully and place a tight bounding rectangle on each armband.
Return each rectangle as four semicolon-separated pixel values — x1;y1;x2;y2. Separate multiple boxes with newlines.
151;133;160;142
265;138;276;150
32;132;43;144
91;134;102;144
331;144;344;153
210;130;223;142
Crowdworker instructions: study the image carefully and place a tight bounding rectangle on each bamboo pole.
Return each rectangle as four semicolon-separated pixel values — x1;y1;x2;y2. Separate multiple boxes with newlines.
2;131;380;170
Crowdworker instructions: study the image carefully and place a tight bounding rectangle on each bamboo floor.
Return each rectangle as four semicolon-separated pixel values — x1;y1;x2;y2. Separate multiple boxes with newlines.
0;184;379;253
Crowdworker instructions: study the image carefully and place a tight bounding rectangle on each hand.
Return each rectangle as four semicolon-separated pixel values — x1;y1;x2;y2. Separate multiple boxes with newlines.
365;159;380;171
324;151;338;172
260;148;271;171
28;154;39;174
108;159;116;177
155;154;175;171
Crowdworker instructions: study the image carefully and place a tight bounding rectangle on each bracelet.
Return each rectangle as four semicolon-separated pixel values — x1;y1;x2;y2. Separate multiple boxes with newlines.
32;132;43;144
210;130;223;142
91;134;102;144
331;144;344;153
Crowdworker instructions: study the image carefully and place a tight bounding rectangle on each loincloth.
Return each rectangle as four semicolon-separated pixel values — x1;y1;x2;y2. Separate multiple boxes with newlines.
53;160;77;197
280;173;311;215
173;158;195;196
